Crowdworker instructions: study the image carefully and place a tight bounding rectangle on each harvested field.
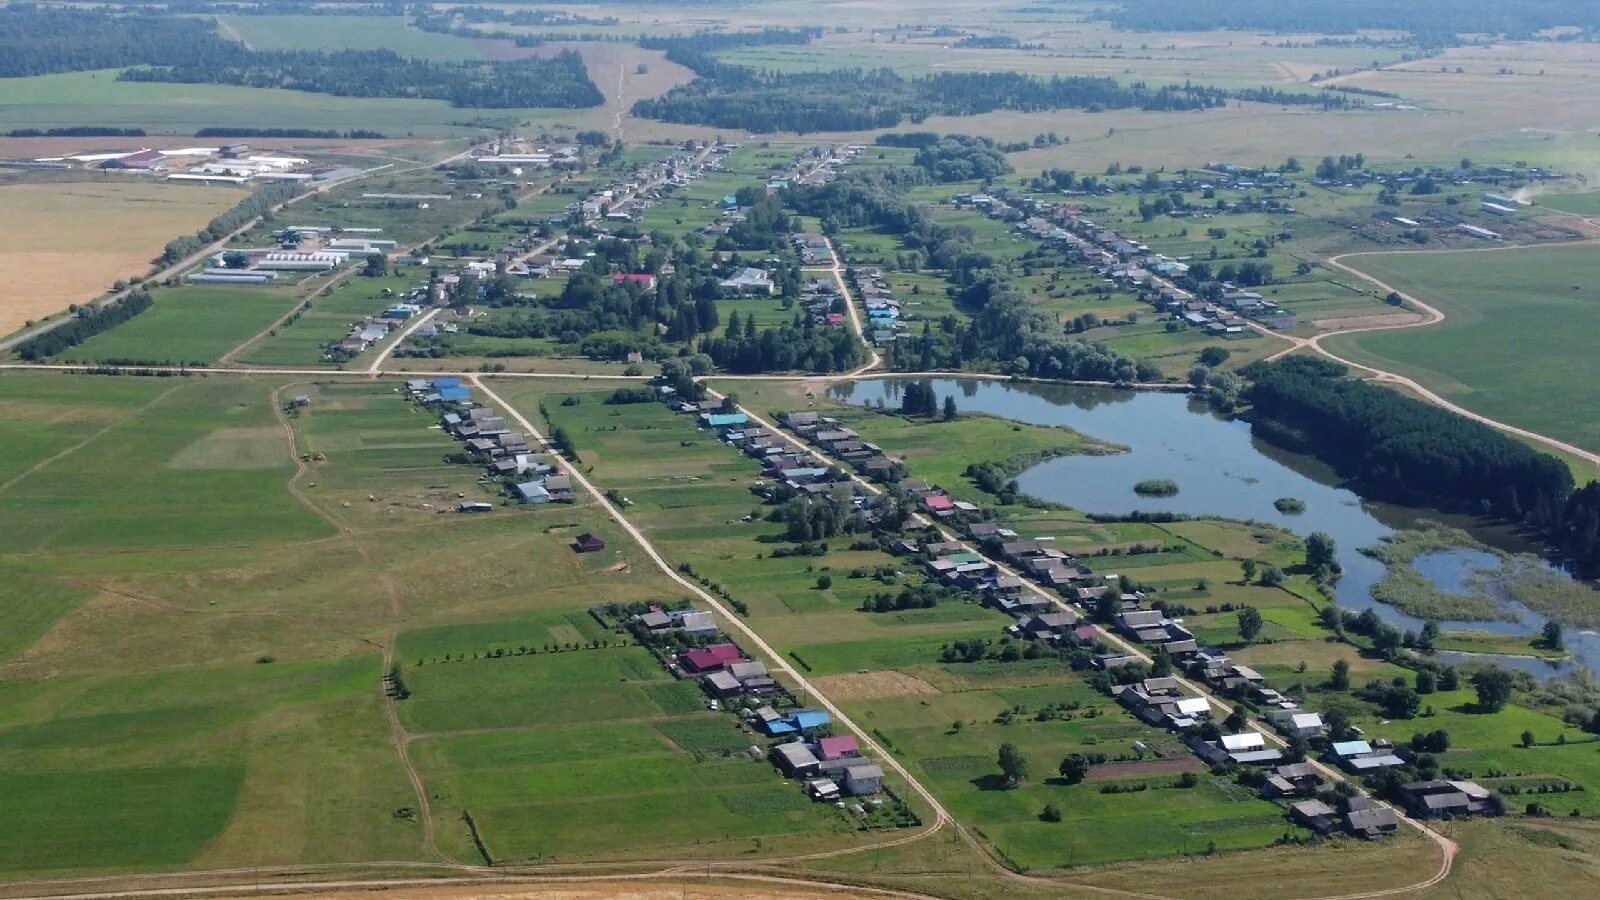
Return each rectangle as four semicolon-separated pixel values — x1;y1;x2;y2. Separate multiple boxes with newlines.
0;180;245;335
1085;756;1205;782
811;670;941;702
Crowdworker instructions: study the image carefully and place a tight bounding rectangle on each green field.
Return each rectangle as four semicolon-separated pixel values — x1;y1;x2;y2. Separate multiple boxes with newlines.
404;645;855;862
62;285;302;366
1325;244;1600;455
221;15;484;60
0;70;585;137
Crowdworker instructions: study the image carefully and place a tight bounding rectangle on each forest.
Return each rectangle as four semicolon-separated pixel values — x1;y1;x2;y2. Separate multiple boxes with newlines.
0;7;602;109
634;67;1234;133
1243;357;1600;576
1103;0;1600;43
122;48;602;109
0;7;239;78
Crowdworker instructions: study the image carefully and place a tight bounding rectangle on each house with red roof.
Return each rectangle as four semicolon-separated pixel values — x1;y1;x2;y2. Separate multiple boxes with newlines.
611;273;657;290
816;736;859;761
923;493;956;516
679;642;746;673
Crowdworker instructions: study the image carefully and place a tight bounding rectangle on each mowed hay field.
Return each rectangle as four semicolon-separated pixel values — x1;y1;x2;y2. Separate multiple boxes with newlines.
0;180;246;336
1324;244;1600;455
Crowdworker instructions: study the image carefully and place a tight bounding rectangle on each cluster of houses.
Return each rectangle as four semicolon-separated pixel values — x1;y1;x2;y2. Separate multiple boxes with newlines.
402;378;568;506
795;233;832;267
956;190;1297;334
850;267;905;346
1287;779;1492;838
626;605;886;806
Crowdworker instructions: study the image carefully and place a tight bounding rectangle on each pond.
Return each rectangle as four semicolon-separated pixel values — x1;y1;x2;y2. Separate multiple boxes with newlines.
833;378;1596;676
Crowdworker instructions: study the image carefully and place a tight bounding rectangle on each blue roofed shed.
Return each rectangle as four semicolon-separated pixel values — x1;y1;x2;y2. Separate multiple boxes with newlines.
701;412;749;428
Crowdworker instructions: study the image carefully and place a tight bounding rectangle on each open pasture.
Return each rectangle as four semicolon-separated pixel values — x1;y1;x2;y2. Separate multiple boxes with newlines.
0;180;246;337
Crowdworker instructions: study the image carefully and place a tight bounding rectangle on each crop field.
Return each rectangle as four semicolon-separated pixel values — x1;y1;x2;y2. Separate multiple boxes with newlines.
1325;244;1600;454
220;15;485;60
404;644;860;862
61;284;302;366
0;180;247;337
0;70;601;139
0;375;330;557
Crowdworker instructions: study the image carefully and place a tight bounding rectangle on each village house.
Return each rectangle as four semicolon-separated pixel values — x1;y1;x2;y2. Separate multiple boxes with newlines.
679;643;747;674
1115;677;1212;729
1260;762;1325;798
1327;740;1406;773
1191;731;1283;767
1399;780;1496;819
1267;709;1328;740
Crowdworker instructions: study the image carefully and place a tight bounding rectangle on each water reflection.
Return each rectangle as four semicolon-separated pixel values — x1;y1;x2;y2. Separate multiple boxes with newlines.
836;378;1595;676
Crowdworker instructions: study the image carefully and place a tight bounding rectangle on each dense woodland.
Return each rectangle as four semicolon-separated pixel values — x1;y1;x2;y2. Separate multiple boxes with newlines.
1103;0;1600;43
635;27;1356;133
636;67;1232;133
0;7;240;78
123;48;602;109
1244;358;1600;576
0;7;602;109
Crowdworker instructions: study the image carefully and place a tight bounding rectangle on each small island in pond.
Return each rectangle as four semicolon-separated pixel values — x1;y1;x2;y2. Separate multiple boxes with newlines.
1133;479;1179;497
1274;497;1307;514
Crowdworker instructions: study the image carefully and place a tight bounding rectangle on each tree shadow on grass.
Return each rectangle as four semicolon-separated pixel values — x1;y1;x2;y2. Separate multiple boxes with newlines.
969;774;1013;792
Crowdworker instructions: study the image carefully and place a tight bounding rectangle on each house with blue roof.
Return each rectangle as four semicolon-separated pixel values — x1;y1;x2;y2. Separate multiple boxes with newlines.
437;386;471;403
701;412;749;429
756;707;831;737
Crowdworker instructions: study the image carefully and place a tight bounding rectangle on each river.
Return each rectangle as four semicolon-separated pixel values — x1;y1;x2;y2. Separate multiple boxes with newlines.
832;377;1597;677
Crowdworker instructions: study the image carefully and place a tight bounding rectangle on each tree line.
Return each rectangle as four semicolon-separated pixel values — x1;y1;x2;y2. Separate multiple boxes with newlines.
634;28;1355;132
160;182;303;266
1101;0;1600;45
1243;357;1600;576
17;291;153;362
194;127;386;139
0;7;605;109
122;48;603;109
6;126;145;138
